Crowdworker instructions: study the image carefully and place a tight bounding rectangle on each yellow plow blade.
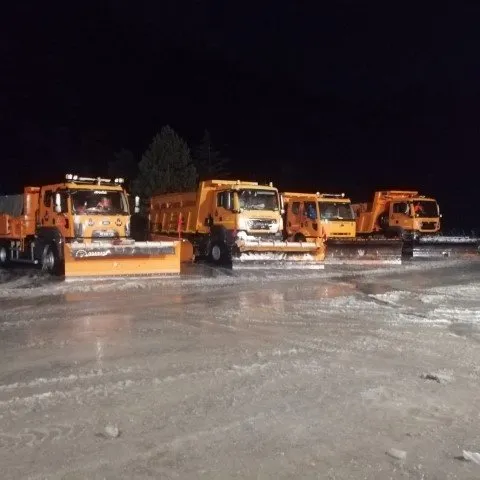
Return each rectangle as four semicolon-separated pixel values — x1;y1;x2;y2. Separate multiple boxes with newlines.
63;240;181;278
233;238;325;268
405;236;480;259
324;238;403;265
149;235;195;263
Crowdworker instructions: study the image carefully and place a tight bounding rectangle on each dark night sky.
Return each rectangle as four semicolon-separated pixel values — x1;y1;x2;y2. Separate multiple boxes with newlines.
1;1;480;229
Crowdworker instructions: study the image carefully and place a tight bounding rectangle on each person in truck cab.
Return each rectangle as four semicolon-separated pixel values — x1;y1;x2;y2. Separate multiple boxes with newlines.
74;199;86;214
96;196;112;212
413;202;424;216
306;203;317;220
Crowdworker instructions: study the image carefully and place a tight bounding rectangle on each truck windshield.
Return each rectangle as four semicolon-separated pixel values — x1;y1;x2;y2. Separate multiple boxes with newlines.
411;200;438;218
71;190;128;215
237;189;279;211
318;201;355;220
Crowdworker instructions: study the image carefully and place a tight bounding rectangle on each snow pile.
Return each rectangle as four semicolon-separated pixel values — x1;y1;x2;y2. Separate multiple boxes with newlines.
418;236;479;244
429;307;480;324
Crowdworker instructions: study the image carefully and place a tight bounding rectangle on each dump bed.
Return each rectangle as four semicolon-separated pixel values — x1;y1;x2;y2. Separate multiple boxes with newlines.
150;190;201;235
0;187;39;238
0;195;24;217
150;180;249;236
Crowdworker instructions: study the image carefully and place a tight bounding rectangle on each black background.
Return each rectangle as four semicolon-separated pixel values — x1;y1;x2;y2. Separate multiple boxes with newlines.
1;1;479;230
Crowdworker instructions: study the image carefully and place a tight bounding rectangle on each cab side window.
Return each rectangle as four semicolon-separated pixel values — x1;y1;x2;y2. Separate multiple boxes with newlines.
292;202;300;215
43;190;52;208
217;191;229;208
393;202;408;214
304;202;317;219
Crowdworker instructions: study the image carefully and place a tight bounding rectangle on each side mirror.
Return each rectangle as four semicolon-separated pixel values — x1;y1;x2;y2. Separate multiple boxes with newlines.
134;195;140;214
54;193;62;213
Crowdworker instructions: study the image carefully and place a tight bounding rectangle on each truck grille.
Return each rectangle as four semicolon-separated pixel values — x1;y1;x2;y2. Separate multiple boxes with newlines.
421;222;437;231
248;219;275;230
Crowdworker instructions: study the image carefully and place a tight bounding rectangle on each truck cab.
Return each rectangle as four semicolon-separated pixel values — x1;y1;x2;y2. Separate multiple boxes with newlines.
385;197;441;238
282;192;354;241
39;175;133;244
211;183;284;240
353;190;441;239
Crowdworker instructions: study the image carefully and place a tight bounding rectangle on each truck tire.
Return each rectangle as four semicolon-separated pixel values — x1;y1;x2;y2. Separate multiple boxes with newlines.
41;244;63;276
209;241;228;265
0;243;10;267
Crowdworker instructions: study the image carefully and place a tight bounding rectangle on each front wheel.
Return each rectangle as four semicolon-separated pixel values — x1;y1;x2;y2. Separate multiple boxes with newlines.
209;241;229;265
42;244;63;276
0;243;10;268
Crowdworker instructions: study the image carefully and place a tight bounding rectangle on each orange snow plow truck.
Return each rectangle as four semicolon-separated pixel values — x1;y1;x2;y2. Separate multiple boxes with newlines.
0;175;181;277
282;192;403;264
352;190;479;258
149;180;325;268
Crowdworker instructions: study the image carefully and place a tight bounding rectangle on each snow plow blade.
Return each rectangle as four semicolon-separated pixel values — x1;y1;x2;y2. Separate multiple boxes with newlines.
63;240;181;278
149;235;195;263
403;236;480;259
232;238;326;269
324;238;403;265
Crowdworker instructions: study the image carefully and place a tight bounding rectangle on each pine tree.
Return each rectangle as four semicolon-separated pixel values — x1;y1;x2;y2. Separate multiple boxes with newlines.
132;126;197;198
193;129;230;180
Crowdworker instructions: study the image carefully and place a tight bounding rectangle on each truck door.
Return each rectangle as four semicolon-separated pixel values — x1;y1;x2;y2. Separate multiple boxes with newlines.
303;201;318;235
39;189;54;227
288;201;302;234
390;201;412;230
52;189;72;238
214;190;236;231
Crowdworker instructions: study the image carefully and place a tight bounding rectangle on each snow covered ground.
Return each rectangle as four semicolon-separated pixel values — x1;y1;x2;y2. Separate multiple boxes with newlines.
0;259;479;479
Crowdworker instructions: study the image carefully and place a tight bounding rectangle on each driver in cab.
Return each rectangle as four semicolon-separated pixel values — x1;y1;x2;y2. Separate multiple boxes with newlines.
96;196;112;212
413;202;424;216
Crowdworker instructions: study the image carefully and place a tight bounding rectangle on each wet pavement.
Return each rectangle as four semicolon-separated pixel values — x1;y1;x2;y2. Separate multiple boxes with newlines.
0;259;479;478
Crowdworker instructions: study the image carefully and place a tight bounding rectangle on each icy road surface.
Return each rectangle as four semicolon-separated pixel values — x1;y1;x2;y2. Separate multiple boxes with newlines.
0;259;480;479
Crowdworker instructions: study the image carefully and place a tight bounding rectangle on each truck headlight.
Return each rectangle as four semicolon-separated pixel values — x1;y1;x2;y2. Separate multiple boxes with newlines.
237;218;249;230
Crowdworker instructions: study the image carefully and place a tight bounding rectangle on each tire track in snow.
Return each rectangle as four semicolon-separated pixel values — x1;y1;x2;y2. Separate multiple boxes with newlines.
0;353;307;453
25;412;270;480
0;357;299;413
431;307;480;323
0;423;89;452
0;367;139;393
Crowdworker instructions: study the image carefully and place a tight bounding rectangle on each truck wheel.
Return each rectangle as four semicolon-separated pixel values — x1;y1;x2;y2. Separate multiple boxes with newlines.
0;244;10;267
42;244;62;276
209;241;228;265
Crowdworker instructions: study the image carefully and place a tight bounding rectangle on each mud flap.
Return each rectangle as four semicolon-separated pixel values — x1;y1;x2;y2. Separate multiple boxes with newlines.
231;238;326;269
324;238;403;265
63;240;181;277
404;236;480;259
